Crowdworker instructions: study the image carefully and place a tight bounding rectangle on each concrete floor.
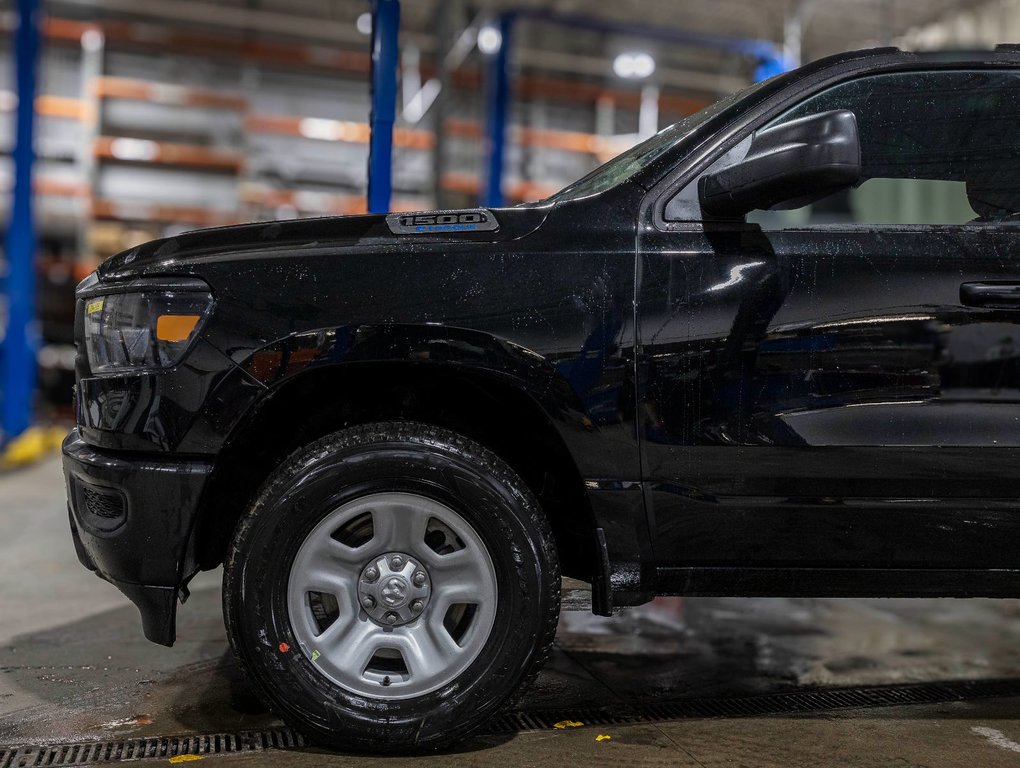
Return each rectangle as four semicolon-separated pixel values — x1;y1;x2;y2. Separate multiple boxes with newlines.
5;455;1020;766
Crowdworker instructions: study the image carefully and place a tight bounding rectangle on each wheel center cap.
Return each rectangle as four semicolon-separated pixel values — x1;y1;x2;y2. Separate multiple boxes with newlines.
381;576;409;607
358;551;431;627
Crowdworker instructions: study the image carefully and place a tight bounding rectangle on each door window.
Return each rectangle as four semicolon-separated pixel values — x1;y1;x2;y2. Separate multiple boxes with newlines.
702;69;1020;227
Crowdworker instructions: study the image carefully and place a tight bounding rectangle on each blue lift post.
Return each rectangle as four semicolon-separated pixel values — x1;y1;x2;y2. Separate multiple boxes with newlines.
482;13;513;209
367;0;400;214
480;10;789;209
2;0;42;446
754;53;789;82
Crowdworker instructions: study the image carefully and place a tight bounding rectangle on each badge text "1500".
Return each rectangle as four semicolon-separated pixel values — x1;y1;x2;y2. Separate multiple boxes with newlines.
386;209;499;234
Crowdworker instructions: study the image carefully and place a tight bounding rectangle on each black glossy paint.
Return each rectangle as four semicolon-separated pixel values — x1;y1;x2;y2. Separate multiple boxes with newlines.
62;49;1020;644
63;430;212;644
638;225;1020;575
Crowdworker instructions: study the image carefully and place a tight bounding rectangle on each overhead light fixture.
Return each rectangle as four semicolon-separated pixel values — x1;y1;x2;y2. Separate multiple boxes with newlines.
613;51;656;79
298;117;367;142
109;138;158;162
80;28;104;53
477;24;502;55
356;12;372;36
299;117;340;141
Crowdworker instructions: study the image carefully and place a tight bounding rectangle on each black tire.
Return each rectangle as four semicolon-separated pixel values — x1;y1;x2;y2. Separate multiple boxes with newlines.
223;421;560;753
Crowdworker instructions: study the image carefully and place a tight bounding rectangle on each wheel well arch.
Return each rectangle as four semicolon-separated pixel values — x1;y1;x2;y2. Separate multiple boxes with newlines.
192;361;598;582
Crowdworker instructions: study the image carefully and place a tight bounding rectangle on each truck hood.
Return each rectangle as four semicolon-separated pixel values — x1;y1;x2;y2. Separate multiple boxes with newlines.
99;204;553;280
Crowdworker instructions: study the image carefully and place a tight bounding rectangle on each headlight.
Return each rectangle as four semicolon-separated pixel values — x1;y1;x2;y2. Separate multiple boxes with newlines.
84;289;214;373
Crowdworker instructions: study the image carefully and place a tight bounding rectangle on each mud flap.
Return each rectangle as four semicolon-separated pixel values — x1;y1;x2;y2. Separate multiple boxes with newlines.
114;581;179;647
591;527;613;616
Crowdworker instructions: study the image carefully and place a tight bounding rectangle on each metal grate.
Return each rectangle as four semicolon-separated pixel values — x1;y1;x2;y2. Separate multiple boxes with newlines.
2;678;1020;765
485;676;1020;733
80;485;124;520
0;728;306;768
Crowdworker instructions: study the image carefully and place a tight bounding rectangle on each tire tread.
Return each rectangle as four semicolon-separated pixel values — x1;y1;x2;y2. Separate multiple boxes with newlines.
223;421;561;751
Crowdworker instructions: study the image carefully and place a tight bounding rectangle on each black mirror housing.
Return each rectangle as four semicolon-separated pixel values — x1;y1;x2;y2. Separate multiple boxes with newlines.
699;109;862;218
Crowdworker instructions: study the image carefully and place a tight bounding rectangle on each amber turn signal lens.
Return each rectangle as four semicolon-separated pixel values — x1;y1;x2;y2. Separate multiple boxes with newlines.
156;314;201;342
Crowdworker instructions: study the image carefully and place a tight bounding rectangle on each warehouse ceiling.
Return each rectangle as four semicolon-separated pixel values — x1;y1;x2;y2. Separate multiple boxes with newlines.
14;0;1000;98
39;0;992;58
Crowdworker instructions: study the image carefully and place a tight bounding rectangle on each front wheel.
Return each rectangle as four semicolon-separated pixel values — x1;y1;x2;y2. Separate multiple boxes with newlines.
223;422;560;752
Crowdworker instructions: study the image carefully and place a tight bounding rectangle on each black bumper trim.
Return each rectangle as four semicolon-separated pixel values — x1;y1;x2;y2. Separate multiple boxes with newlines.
62;429;214;646
114;581;179;646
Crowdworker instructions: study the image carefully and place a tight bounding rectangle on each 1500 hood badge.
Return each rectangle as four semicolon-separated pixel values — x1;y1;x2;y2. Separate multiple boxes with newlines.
386;209;499;234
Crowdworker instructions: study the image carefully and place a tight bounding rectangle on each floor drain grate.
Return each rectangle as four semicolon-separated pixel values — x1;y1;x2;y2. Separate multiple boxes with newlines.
487;676;1020;733
0;728;306;768
3;678;1019;763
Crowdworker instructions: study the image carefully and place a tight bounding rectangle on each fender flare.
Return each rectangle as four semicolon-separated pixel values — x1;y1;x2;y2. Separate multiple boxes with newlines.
237;322;593;428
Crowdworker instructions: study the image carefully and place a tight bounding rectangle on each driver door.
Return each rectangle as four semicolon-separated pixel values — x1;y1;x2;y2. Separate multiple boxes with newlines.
637;67;1020;583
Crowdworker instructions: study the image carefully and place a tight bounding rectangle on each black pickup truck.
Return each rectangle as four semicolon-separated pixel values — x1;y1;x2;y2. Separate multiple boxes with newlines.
63;47;1020;750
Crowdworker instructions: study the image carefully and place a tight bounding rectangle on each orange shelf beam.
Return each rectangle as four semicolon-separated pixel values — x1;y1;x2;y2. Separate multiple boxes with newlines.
440;173;558;202
246;113;634;160
246;113;434;150
95;136;245;172
36;95;87;121
92;198;239;227
94;76;248;111
32;16;710;117
0;92;88;121
240;185;424;215
33;177;90;197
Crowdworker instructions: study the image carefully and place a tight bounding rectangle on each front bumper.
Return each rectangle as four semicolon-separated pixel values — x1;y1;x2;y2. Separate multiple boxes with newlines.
62;429;214;646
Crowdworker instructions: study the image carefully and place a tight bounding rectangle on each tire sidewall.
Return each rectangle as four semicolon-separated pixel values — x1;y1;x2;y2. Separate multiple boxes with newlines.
226;431;555;750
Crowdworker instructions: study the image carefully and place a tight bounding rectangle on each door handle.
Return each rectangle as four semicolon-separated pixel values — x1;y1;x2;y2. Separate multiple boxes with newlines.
960;281;1020;309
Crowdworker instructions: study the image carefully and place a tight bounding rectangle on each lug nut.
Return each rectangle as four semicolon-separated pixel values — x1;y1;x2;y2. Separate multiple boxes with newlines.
384;612;399;625
364;566;379;583
361;595;376;609
390;555;404;570
410;599;424;613
412;571;427;587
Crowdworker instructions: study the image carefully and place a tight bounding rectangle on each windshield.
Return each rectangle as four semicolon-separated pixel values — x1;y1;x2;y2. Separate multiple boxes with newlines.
545;82;763;203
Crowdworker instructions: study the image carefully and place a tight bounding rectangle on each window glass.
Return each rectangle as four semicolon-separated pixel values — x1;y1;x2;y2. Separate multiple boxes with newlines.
546;80;765;203
743;70;1020;227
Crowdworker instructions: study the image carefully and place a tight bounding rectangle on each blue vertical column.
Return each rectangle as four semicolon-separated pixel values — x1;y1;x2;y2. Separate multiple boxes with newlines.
482;13;513;208
367;0;399;214
754;51;789;82
2;0;41;444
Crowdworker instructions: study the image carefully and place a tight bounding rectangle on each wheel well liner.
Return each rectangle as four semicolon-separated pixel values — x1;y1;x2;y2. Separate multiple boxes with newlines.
192;361;598;582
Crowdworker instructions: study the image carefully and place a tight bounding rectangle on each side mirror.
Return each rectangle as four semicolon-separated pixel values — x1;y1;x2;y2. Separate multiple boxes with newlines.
698;109;862;218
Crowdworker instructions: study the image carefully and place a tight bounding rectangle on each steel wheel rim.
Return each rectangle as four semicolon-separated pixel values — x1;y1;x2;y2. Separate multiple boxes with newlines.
286;491;498;699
